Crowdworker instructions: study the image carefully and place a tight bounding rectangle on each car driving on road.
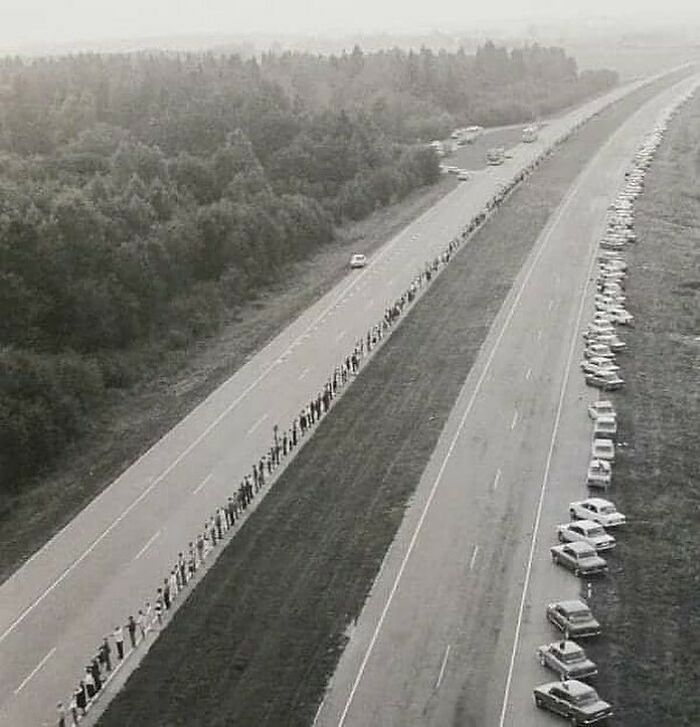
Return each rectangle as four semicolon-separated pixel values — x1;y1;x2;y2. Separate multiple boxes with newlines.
547;599;602;638
536;640;598;681
557;520;616;551
349;253;367;269
533;680;613;725
551;541;608;577
569;498;626;527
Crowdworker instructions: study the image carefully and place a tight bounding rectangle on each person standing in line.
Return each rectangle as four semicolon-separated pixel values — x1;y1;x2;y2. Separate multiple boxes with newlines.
252;464;259;491
84;667;96;700
91;657;102;692
100;637;112;672
57;701;67;727
258;461;265;488
196;533;205;565
154;592;164;627
114;625;125;660
178;552;187;588
300;409;307;434
215;509;223;540
127;615;137;649
267;453;273;474
69;693;79;725
143;601;153;635
163;578;171;610
292;421;298;447
169;568;178;600
74;683;86;716
227;496;236;526
282;432;288;456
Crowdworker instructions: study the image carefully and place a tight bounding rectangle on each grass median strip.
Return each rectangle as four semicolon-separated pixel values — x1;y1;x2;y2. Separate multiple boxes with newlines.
98;71;691;727
588;87;700;726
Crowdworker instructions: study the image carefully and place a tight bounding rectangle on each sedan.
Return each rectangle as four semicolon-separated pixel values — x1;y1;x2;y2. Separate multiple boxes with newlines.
591;438;615;461
586;458;612;488
587;400;616;420
584;344;615;360
557;520;615;551
585;371;624;391
593;415;617;440
349;253;367;269
547;599;602;638
534;680;613;725
580;358;619;375
536;640;598;681
569;498;626;527
551;541;607;576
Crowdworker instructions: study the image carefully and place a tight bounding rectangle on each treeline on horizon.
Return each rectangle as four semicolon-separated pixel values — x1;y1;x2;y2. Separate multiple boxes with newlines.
0;43;617;497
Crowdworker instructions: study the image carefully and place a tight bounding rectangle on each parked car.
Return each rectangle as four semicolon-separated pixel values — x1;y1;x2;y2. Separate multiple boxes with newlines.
536;640;598;681
593;415;617;440
586;458;612;488
349;253;367;269
591;438;615;461
593;334;626;352
584;344;615;360
585;371;624;391
546;600;602;638
533;680;613;725
557;520;615;551
587;401;616;420
580;358;619;375
569;498;626;527
550;541;607;576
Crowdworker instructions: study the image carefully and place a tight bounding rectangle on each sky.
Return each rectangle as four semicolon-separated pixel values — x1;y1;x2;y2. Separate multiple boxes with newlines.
1;0;699;49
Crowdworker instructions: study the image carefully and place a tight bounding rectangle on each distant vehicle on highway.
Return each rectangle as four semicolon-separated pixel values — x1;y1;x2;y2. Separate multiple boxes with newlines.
550;541;608;577
588;400;616;421
445;165;460;174
457;169;470;181
349;253;367;269
533;680;613;725
522;124;539;143
546;599;602;638
536;640;598;681
557;520;615;551
486;147;505;165
569;498;626;527
586;458;612;488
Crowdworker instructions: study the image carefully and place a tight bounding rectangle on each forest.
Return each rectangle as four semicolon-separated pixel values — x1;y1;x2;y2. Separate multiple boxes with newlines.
0;43;617;496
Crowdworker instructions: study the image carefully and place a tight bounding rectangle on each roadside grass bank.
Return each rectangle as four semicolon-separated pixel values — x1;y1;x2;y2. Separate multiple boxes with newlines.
0;174;456;584
96;72;692;727
588;89;700;726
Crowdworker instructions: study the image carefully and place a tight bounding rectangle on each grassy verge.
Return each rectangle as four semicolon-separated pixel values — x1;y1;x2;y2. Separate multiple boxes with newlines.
0;175;456;584
587;90;700;726
96;72;691;727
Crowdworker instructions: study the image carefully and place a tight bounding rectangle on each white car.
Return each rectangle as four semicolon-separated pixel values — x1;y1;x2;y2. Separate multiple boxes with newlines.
608;308;633;326
446;165;460;174
588;400;616;420
584;343;615;360
569;497;626;527
557;520;616;551
593;415;617;440
592;438;615;461
580;358;619;375
349;253;367;269
586;458;612;488
593;333;626;352
457;170;470;181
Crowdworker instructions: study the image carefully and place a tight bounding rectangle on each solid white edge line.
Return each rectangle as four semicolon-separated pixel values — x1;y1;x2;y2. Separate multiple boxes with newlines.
192;473;213;495
469;545;480;571
510;410;519;430
334;129;603;727
14;647;56;695
493;469;502;490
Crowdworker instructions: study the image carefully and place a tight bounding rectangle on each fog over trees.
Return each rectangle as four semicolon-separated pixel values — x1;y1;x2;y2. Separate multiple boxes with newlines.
0;43;616;494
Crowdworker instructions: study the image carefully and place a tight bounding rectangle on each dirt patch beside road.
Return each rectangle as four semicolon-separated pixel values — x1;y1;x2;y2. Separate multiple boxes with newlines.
96;73;691;727
588;89;700;726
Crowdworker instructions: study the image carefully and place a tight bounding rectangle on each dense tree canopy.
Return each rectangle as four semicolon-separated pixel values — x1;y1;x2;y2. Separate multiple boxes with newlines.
0;44;617;493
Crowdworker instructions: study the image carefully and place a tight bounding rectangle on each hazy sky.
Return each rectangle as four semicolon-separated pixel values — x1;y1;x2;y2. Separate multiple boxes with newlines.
1;0;699;47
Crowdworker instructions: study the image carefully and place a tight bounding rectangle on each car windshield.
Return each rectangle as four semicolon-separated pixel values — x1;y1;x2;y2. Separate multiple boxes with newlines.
599;506;616;514
573;691;598;706
560;650;584;664
587;526;605;537
569;610;592;622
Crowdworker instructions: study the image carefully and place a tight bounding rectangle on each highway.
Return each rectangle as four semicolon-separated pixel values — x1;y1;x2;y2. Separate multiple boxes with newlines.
314;74;699;727
0;72;676;726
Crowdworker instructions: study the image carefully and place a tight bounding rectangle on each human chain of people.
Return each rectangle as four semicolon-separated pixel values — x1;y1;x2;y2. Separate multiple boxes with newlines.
54;110;599;727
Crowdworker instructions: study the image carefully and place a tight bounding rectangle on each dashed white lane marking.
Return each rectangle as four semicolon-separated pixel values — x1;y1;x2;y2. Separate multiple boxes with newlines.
493;469;502;490
510;410;519;430
247;412;268;435
298;367;310;381
469;545;480;571
525;367;532;380
133;530;161;561
14;647;56;695
192;473;213;495
435;645;451;690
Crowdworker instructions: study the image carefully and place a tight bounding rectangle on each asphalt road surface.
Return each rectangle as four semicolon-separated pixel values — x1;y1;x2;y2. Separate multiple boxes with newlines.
0;74;676;727
314;74;699;727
